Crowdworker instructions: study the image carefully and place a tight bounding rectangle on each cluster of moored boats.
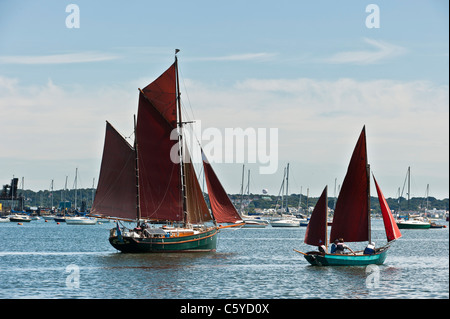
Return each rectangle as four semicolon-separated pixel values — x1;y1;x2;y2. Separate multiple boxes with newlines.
240;215;446;229
0;213;99;225
3;213;444;229
241;215;305;228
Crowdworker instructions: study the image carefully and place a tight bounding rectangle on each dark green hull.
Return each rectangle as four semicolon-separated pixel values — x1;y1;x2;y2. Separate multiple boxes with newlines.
9;217;32;222
109;228;218;253
396;222;430;229
304;247;389;266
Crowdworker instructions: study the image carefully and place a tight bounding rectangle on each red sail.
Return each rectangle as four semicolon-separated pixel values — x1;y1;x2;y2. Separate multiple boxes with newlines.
184;147;213;224
136;72;182;221
141;63;178;128
330;126;369;243
373;175;402;242
304;186;328;247
202;151;243;224
91;122;137;220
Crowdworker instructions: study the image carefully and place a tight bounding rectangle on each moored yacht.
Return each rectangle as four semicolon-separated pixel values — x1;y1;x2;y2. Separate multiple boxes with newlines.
270;217;300;227
65;216;97;225
8;214;32;222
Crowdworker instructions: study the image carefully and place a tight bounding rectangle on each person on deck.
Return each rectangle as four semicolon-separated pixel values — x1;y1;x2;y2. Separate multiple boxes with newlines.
364;242;376;255
335;238;355;255
318;245;327;254
330;239;339;254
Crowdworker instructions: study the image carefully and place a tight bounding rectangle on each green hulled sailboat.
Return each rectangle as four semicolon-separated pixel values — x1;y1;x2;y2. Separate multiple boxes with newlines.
90;54;243;253
395;167;431;229
294;127;402;266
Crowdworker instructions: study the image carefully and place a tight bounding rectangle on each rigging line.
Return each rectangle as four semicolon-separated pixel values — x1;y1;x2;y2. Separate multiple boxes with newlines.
182;123;203;149
274;166;287;212
124;130;135;141
179;92;195;124
178;65;196;121
421;184;430;210
180;124;205;176
175;68;206;162
72;168;85;194
400;168;408;198
177;67;203;169
246;168;255;195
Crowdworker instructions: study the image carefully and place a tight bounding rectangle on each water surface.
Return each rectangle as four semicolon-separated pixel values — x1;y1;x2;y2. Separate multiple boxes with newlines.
0;219;448;299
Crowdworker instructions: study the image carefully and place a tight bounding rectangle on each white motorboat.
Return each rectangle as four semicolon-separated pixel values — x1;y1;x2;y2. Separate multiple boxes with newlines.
270;218;300;227
8;214;32;222
65;216;97;225
0;217;10;223
243;218;269;228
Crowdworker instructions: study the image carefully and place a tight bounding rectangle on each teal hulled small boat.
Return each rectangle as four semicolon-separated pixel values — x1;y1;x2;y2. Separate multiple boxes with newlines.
294;127;402;266
303;247;389;266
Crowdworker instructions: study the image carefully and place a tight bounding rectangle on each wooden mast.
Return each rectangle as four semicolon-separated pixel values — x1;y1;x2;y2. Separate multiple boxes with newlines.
134;114;141;221
325;185;328;250
175;50;187;226
407;166;411;210
366;126;371;244
240;165;245;215
285;163;289;213
367;163;371;244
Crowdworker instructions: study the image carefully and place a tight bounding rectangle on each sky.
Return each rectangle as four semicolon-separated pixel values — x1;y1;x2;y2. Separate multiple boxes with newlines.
0;0;448;200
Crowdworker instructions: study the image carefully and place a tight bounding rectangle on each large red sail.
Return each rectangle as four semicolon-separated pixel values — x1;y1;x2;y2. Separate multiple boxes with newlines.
373;175;402;242
330;126;369;243
304;186;328;247
202;151;243;224
91;122;137;220
136;64;183;221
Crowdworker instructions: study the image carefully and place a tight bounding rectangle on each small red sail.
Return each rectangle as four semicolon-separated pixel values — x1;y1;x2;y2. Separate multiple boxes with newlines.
304;186;328;247
202;151;243;224
373;175;402;242
91;122;137;220
141;63;178;128
330;126;369;243
184;146;213;224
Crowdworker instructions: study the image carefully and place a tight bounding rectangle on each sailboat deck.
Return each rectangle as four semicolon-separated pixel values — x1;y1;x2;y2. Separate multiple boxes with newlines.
111;225;217;239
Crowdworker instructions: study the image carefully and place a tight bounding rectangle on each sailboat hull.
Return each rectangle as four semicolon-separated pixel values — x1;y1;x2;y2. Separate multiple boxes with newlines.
304;247;389;266
109;228;218;253
396;222;430;229
8;215;32;222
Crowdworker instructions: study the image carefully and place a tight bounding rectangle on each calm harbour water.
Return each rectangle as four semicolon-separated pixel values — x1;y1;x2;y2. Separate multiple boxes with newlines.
0;219;448;300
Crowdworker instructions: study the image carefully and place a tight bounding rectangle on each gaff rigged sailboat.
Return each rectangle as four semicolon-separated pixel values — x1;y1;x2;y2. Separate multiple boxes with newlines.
294;126;402;266
90;54;243;253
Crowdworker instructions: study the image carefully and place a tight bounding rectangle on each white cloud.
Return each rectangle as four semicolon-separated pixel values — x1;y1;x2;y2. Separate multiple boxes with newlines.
0;75;448;198
324;38;407;64
0;76;135;161
0;52;119;64
180;77;448;197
